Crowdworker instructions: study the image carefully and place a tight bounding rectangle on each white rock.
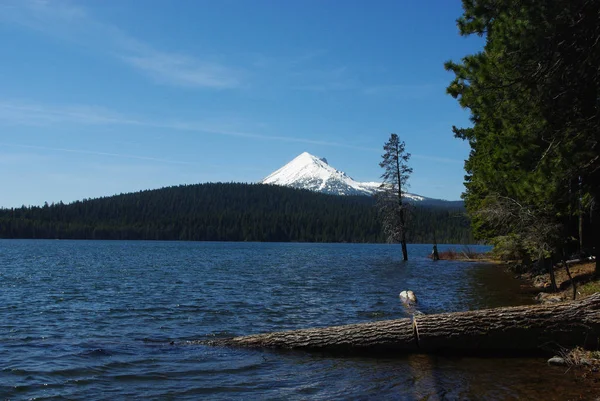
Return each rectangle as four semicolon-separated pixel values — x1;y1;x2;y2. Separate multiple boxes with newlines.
547;356;566;366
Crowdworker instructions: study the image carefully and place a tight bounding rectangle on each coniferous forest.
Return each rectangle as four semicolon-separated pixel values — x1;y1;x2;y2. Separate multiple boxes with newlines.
445;0;600;275
0;183;471;244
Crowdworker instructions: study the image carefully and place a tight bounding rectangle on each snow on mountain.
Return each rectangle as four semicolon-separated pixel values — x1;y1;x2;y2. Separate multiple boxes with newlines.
261;152;427;200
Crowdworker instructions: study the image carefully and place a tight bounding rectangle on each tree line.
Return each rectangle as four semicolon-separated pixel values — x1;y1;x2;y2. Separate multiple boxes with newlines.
0;183;471;244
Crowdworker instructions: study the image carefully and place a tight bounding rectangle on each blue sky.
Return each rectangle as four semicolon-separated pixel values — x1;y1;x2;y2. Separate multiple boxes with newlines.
0;0;482;207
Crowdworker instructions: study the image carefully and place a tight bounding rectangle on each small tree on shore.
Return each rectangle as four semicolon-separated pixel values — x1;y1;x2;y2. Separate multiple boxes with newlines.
378;133;412;260
475;194;563;291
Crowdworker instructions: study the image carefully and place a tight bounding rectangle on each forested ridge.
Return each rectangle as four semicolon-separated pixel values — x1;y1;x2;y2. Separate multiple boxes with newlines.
0;183;471;244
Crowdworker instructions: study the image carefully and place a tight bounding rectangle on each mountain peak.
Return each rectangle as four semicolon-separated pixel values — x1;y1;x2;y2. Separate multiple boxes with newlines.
294;152;328;166
261;152;370;196
262;152;430;201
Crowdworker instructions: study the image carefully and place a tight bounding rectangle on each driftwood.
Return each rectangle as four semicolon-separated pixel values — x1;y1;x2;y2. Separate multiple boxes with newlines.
203;294;600;355
566;256;596;265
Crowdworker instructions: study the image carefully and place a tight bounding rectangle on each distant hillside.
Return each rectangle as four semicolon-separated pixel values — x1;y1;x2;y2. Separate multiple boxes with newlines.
0;183;472;244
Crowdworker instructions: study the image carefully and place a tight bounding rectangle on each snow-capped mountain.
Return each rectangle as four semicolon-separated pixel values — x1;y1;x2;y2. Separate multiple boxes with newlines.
261;152;427;200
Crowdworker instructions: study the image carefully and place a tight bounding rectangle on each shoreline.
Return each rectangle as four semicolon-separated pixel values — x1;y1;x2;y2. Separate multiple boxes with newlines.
438;254;600;375
509;259;600;375
517;260;598;302
435;251;598;302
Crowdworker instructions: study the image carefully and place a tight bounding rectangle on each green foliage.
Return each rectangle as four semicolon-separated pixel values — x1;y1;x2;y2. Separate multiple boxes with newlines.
379;133;412;192
0;183;472;244
490;235;528;262
446;0;600;264
378;134;412;250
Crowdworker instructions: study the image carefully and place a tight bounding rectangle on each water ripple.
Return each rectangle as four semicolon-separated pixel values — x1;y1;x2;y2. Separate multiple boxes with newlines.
1;240;596;399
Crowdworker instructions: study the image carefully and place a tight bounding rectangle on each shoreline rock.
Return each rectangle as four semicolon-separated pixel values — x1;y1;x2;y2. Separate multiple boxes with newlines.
548;356;566;366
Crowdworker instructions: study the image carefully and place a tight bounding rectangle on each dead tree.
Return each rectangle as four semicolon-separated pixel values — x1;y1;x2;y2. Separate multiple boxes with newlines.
202;294;600;355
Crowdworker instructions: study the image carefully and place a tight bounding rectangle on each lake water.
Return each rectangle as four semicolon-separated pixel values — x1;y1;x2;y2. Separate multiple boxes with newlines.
1;240;597;400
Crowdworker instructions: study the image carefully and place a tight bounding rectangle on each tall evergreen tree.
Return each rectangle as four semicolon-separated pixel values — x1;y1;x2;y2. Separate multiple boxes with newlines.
378;134;413;260
446;0;600;275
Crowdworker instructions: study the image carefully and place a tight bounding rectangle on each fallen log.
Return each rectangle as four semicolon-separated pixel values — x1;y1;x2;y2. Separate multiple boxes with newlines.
203;293;600;355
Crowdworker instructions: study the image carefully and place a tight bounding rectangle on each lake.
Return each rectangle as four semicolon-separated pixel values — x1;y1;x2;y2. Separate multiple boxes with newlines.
0;240;596;399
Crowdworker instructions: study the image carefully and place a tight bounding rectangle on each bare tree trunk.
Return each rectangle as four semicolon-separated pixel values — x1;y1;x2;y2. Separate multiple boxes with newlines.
399;208;408;261
203;294;600;355
579;213;584;252
562;259;577;300
395;144;408;262
578;177;584;253
546;257;558;292
432;231;439;261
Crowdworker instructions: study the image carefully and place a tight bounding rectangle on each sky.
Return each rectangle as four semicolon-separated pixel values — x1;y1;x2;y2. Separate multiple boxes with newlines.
0;0;483;208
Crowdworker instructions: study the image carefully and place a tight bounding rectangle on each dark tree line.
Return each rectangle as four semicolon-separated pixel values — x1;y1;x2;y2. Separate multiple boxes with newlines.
0;183;471;244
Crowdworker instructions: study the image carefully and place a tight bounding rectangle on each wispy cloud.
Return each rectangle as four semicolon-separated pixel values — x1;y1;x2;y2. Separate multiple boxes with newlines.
0;151;52;165
289;65;439;99
1;2;438;95
357;145;463;164
0;142;196;166
1;0;241;89
123;53;240;89
0;99;464;164
249;49;327;69
0;99;377;151
290;66;358;92
0;101;143;126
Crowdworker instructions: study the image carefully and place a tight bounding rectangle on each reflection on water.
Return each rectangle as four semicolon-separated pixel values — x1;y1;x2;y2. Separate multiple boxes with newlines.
0;240;597;399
